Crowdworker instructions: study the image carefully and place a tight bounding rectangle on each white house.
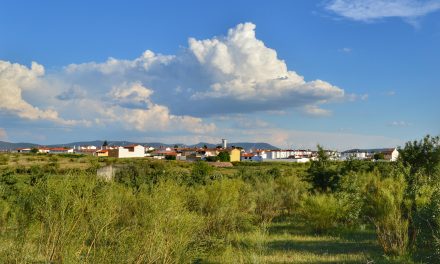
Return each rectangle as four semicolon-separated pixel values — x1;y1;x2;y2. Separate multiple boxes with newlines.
48;147;74;154
108;145;145;158
340;150;367;160
381;148;399;161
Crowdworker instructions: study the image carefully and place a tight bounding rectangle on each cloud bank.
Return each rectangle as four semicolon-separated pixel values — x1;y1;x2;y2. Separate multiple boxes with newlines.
0;22;352;144
326;0;440;22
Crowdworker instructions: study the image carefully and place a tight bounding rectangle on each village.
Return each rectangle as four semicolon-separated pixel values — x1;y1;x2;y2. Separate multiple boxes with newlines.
14;138;400;162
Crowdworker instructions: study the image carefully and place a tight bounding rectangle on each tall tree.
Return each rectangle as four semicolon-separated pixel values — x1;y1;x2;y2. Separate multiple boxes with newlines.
307;145;339;192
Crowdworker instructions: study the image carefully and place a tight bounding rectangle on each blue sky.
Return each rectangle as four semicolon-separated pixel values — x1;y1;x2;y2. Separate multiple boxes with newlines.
0;0;439;149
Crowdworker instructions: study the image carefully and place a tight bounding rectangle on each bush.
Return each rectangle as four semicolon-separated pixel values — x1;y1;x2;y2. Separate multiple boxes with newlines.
365;174;409;256
189;179;255;239
217;151;230;162
189;161;212;185
299;193;344;233
275;174;309;215
336;171;371;226
0;154;9;165
425;187;440;260
254;179;283;223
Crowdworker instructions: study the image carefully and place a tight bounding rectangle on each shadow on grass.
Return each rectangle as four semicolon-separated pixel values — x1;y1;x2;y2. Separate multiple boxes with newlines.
267;239;378;255
264;217;391;264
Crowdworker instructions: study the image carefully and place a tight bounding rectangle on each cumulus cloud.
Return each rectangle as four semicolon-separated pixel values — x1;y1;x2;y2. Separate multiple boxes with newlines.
64;23;345;117
326;0;440;22
56;85;87;100
1;23;350;139
0;61;81;125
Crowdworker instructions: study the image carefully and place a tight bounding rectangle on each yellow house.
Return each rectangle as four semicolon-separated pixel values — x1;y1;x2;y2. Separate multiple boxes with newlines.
229;149;241;162
96;149;109;157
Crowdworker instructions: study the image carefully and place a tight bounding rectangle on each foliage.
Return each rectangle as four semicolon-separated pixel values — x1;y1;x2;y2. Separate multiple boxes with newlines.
0;136;439;262
364;174;409;256
399;134;440;177
307;145;340;192
190;161;212;185
205;156;220;162
0;154;9;165
299;193;344;233
30;148;39;154
217;151;230;162
374;152;385;160
165;155;176;160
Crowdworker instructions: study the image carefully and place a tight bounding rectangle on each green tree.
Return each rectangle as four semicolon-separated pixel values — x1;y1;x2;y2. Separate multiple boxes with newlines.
374;152;385;160
190;161;212;185
307;145;340;192
398;135;440;249
30;147;39;154
399;135;440;177
217;151;230;162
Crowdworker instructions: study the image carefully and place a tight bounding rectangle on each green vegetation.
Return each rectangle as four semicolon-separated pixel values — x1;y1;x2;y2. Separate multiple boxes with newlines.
0;135;438;263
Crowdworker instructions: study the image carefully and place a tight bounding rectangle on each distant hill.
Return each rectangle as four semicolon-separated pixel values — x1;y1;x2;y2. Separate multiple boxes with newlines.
0;141;38;150
342;148;396;154
0;140;279;150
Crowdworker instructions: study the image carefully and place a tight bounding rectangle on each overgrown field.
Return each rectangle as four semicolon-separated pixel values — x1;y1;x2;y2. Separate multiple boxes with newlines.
0;135;439;263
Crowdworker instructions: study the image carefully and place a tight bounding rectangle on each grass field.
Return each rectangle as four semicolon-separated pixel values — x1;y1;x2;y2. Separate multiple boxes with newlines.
205;217;412;264
0;151;437;263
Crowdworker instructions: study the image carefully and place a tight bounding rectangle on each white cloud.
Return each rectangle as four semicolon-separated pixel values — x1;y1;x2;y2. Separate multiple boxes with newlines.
0;61;81;125
0;23;354;141
302;105;332;116
326;0;440;22
56;85;87;100
0;128;7;141
338;47;352;53
108;82;153;108
389;120;412;126
63;23;346;117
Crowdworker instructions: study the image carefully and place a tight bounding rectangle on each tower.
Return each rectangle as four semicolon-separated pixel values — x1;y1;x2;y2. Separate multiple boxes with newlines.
222;139;227;149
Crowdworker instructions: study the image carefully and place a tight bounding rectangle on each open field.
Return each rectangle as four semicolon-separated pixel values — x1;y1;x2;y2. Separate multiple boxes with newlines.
0;137;438;263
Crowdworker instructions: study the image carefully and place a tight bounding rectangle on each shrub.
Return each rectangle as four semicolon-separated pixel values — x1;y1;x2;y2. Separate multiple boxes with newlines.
205;156;220;162
0;154;9;165
424;186;440;260
189;179;255;239
336;171;371;226
275;174;309;215
217;151;230;162
254;179;283;223
189;161;212;185
365;174;409;256
299;193;344;233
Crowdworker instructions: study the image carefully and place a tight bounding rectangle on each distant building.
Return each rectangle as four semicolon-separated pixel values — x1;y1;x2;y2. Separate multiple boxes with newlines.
96;149;109;157
48;147;74;154
341;150;367;160
222;139;228;149
241;153;255;161
229;148;241;162
108;145;145;158
381;148;399;161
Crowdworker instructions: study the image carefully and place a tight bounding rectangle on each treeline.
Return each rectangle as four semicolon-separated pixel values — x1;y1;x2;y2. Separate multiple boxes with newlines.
0;135;438;263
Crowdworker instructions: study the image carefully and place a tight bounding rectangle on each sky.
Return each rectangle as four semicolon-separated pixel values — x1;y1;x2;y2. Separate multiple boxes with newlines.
0;0;439;150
